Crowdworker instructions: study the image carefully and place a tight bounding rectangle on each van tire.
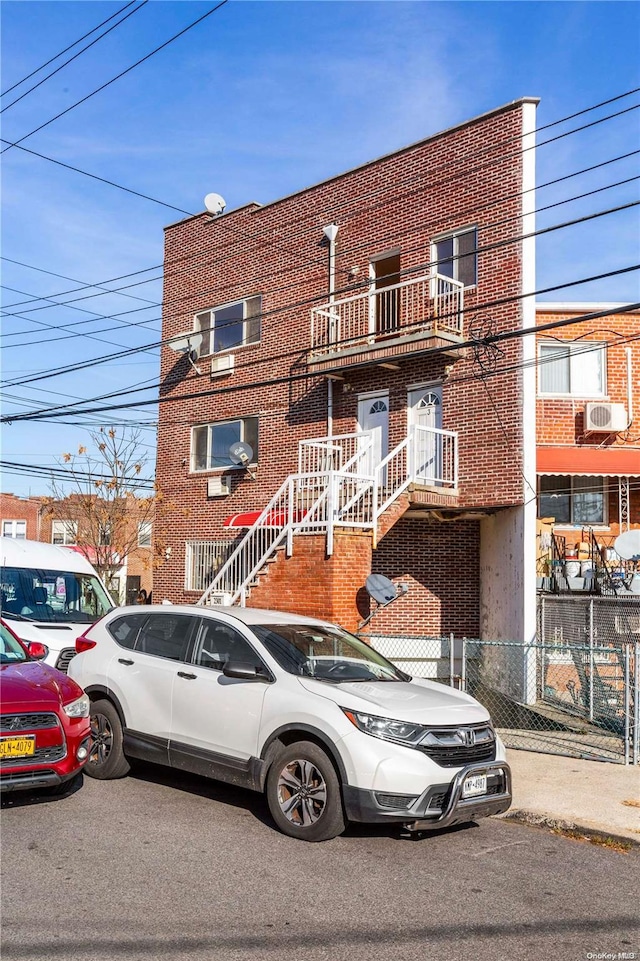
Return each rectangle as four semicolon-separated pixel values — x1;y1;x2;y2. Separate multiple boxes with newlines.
86;699;130;780
266;741;345;842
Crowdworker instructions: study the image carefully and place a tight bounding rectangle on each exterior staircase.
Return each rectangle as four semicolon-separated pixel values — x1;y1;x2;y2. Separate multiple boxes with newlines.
197;425;457;607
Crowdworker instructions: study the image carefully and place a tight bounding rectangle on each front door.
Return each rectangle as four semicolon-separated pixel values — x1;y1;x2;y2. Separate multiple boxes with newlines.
369;253;400;337
358;391;389;478
408;386;442;483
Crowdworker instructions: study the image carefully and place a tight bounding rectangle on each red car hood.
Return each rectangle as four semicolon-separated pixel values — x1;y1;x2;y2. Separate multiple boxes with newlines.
0;661;84;712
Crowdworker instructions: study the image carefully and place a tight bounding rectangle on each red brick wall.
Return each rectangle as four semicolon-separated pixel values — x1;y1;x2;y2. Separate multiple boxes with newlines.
0;494;43;540
156;101;532;617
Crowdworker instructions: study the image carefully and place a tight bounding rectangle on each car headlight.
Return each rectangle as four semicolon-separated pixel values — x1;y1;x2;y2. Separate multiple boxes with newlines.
63;693;90;718
342;708;425;745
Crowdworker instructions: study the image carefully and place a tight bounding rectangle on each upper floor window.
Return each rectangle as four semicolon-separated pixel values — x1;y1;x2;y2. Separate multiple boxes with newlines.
2;520;26;539
52;520;77;545
432;228;477;287
138;521;152;547
538;475;606;526
538;341;606;396
191;417;259;472
195;295;261;355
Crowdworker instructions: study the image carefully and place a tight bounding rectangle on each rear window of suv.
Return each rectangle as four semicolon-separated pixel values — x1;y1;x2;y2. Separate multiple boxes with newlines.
107;613;149;649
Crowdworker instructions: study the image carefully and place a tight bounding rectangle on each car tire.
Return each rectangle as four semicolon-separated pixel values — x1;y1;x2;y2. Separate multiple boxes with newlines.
86;699;130;780
266;740;346;842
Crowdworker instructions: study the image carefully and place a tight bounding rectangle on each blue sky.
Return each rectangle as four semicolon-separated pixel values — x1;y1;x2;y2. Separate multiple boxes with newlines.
1;0;639;498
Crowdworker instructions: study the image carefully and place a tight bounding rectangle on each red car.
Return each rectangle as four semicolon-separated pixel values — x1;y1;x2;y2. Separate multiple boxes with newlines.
0;619;91;793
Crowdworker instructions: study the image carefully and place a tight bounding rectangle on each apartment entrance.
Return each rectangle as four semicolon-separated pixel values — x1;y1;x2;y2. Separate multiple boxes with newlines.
358;390;389;479
409;385;443;483
369;252;400;336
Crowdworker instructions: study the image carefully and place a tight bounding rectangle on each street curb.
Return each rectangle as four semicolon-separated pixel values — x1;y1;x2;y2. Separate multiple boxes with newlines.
501;808;640;849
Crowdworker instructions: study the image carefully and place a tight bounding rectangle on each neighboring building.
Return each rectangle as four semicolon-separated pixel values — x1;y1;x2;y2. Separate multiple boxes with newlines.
0;493;44;541
155;98;539;669
38;495;154;604
536;304;640;593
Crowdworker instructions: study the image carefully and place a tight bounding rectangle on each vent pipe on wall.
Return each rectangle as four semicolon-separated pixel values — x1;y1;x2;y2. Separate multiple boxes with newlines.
323;224;339;436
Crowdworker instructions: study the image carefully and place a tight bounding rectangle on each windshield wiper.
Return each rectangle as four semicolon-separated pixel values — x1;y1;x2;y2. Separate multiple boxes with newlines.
0;611;30;622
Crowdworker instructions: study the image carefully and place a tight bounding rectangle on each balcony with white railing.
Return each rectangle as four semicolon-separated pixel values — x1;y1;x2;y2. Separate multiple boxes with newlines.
309;272;464;369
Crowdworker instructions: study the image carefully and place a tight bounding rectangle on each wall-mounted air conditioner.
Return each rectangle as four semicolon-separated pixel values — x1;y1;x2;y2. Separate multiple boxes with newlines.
584;402;627;434
208;591;232;606
207;475;231;497
211;354;235;377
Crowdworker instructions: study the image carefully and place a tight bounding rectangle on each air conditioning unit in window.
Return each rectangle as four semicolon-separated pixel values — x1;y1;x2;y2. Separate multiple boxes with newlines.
207;591;232;606
207;475;231;497
584;402;627;434
210;354;234;377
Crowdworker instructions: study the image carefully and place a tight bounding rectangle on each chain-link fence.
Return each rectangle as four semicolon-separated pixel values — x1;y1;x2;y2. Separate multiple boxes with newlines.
362;622;639;765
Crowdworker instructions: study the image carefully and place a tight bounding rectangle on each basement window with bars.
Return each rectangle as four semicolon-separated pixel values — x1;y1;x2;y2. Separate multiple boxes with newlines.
185;540;234;592
194;296;261;355
191;417;259;472
432;227;477;287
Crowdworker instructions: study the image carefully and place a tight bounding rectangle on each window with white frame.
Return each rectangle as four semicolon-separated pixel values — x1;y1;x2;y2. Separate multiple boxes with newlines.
194;295;261;355
185;540;234;591
51;520;78;545
538;340;606;396
2;520;26;539
138;521;152;547
191;417;259;472
432;228;477;287
538;475;606;526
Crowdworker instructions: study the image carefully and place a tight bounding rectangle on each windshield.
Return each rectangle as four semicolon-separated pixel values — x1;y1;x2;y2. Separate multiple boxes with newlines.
0;566;114;625
0;622;27;663
252;623;407;682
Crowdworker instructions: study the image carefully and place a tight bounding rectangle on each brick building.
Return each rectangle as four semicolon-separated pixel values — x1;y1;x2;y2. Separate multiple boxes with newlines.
536;304;640;590
0;493;44;541
154;99;539;656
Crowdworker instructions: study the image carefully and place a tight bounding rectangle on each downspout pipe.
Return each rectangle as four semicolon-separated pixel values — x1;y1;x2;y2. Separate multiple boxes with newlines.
323;224;339;436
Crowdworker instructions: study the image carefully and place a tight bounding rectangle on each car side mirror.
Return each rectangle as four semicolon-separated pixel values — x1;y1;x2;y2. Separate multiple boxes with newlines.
223;660;269;682
27;641;49;661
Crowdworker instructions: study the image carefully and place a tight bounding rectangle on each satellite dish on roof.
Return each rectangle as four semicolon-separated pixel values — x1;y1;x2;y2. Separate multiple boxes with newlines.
228;441;254;467
365;573;398;605
614;529;640;561
204;192;226;216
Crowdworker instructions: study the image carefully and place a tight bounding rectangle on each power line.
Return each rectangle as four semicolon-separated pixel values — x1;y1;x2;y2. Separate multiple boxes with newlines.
0;2;137;97
0;1;230;156
0;2;148;115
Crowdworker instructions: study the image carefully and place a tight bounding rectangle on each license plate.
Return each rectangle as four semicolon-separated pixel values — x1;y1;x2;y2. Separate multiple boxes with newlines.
462;773;487;798
0;736;36;758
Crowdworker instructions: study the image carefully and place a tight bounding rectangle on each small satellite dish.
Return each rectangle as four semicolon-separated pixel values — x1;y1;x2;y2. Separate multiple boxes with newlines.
204;192;226;216
168;331;203;357
614;529;640;561
365;573;398;605
228;441;254;468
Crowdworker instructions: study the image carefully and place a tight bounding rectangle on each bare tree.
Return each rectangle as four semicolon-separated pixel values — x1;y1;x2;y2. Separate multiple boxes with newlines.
43;427;157;594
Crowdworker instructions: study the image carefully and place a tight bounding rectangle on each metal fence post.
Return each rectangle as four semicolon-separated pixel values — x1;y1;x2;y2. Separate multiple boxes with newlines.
461;637;467;692
589;598;594;723
634;640;640;766
623;644;630;766
449;633;454;688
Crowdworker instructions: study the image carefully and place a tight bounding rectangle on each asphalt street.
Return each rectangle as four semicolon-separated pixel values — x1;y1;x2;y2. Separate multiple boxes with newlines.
2;762;638;961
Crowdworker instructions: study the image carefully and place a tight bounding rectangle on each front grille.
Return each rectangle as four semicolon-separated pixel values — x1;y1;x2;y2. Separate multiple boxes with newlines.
0;712;59;733
55;648;77;673
418;742;496;768
0;744;66;767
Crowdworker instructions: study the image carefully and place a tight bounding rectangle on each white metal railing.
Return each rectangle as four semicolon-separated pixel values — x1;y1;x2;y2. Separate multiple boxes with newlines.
310;272;464;356
197;427;458;606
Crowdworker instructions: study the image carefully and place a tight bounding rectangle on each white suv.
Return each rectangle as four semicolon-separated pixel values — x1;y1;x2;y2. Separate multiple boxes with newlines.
69;605;511;842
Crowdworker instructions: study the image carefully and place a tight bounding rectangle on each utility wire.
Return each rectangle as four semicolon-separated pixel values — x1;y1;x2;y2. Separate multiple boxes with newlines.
0;1;230;155
0;2;148;114
0;2;136;96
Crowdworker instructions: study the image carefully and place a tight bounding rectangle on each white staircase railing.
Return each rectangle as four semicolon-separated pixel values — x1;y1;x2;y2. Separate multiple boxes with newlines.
197;426;457;606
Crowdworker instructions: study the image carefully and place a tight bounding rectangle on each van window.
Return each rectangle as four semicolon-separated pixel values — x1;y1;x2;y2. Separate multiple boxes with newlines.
0;566;113;625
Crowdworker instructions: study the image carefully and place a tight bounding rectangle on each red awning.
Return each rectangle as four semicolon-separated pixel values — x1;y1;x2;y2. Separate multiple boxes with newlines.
537;446;640;477
223;509;289;529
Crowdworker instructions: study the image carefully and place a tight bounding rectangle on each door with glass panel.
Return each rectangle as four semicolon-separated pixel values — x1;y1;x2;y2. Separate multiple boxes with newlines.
409;386;442;484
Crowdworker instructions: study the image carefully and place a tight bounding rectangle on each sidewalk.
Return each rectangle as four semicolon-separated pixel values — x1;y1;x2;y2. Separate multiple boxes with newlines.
501;748;640;846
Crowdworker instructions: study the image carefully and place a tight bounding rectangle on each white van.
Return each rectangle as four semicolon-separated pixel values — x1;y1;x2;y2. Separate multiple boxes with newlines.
0;537;115;673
